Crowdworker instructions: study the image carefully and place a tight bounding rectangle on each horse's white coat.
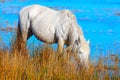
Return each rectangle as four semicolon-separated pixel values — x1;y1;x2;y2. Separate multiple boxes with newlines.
18;4;90;67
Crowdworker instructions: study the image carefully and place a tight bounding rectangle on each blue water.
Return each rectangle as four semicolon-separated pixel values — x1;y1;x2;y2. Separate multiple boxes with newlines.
0;0;120;59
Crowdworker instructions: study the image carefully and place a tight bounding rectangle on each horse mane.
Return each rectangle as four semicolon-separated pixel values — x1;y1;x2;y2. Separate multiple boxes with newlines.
62;10;83;36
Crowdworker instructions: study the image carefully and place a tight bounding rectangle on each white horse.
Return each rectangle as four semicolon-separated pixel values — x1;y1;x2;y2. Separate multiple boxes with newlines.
17;4;90;67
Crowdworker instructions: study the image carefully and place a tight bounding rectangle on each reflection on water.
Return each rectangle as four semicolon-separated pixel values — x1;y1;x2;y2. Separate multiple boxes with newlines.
0;0;120;58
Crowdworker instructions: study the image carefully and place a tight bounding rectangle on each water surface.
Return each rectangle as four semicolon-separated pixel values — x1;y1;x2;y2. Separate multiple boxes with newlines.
0;0;120;59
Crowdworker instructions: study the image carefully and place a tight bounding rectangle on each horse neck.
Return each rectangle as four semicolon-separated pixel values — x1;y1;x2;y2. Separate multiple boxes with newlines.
67;20;83;46
76;24;87;43
75;25;88;48
67;25;79;46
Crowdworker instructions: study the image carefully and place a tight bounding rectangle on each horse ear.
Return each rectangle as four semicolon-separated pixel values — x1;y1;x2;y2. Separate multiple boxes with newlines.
87;39;90;44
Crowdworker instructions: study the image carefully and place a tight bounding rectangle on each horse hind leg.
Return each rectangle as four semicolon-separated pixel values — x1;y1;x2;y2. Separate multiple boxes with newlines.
18;29;28;57
21;18;33;42
15;21;28;57
19;20;32;57
23;24;34;57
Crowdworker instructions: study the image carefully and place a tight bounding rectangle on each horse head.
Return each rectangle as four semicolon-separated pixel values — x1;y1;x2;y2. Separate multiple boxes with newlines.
72;36;90;68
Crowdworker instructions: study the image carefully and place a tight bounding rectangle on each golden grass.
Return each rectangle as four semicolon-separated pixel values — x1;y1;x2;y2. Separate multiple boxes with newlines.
0;39;120;80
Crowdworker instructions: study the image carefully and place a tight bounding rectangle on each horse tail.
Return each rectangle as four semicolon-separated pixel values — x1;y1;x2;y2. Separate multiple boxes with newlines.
16;20;22;47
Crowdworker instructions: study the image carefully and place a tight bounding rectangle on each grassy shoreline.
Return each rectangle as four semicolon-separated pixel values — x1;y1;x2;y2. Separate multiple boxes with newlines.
0;40;120;80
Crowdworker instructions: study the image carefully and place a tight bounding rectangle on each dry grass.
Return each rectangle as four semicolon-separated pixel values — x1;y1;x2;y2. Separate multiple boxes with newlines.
0;39;120;80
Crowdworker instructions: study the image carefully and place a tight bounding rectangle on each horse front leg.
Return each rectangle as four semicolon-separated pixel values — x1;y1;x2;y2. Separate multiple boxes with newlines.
57;38;64;53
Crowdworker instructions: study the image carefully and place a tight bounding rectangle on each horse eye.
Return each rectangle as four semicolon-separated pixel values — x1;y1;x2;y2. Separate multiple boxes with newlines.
79;51;82;54
75;40;79;45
